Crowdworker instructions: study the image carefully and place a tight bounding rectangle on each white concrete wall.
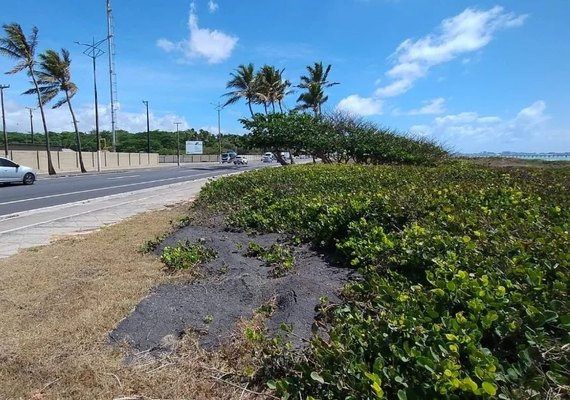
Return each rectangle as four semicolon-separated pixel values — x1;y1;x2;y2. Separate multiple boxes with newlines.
6;150;159;174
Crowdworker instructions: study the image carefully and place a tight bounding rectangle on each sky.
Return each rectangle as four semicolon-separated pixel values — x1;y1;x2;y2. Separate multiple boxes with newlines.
0;0;568;154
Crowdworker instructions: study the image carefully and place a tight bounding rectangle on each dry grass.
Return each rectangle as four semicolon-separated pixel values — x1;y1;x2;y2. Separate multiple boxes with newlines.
0;203;271;400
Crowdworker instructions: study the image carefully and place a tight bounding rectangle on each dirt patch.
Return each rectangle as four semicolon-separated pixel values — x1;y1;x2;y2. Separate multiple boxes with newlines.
0;195;351;399
0;204;274;399
110;225;352;353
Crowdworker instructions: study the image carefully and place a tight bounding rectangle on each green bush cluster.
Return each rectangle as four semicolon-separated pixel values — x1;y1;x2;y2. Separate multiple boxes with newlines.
241;111;448;166
196;162;570;399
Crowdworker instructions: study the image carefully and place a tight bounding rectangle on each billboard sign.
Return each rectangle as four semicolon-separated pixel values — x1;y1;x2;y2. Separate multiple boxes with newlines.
185;141;203;155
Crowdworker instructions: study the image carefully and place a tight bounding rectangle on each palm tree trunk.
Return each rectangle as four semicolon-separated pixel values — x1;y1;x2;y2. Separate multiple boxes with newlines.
278;101;283;113
247;100;254;117
66;90;86;173
263;102;268;114
29;67;56;175
271;101;276;113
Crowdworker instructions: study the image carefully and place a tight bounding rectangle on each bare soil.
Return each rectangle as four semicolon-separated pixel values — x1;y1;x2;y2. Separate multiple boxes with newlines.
0;202;351;399
110;225;351;353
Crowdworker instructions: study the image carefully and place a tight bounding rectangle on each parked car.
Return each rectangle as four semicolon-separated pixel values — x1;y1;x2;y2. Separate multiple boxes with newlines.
261;152;274;163
233;155;248;165
0;156;36;185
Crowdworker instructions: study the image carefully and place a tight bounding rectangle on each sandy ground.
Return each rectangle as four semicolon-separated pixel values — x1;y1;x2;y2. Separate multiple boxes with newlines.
0;203;276;399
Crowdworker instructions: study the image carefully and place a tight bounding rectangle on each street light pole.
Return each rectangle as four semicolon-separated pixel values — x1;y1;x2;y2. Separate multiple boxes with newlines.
174;122;181;167
76;37;107;172
212;102;223;164
1;84;9;157
25;107;35;145
142;100;150;153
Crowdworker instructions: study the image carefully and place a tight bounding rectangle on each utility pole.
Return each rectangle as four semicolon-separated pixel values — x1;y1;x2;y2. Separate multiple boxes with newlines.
212;102;223;164
107;0;118;152
1;84;9;157
142;100;150;153
25;107;35;145
76;38;107;172
174;122;181;167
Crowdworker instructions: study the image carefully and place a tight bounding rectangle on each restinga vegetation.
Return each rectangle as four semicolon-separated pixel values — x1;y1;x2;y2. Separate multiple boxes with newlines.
0;23;56;174
197;162;570;399
241;111;448;166
26;48;86;172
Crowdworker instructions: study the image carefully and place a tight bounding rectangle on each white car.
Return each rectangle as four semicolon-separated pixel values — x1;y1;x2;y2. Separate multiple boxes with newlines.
0;156;36;185
261;152;274;163
233;155;248;165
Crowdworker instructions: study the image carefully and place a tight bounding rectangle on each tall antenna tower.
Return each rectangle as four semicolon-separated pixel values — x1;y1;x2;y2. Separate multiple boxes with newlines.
106;0;118;151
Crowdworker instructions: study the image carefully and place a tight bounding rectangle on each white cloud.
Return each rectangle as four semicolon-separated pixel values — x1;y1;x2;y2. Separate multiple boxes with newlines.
336;95;383;116
515;100;548;125
208;0;219;13
1;99;190;134
157;2;238;64
409;97;446;115
409;100;556;152
376;6;527;97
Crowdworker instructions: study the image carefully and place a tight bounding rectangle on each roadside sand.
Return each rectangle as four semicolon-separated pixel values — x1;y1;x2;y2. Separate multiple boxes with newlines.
0;203;266;399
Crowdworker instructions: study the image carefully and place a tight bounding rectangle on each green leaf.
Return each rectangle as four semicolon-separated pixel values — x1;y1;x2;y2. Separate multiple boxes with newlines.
310;371;325;384
482;381;497;395
397;389;408;400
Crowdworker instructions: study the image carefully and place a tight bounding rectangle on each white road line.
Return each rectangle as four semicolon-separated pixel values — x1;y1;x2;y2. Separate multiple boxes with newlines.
0;171;216;206
107;175;140;180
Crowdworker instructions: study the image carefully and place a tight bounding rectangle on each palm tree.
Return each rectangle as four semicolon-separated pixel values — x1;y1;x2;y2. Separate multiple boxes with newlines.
296;82;328;116
276;74;292;113
297;62;339;116
255;65;291;114
26;49;86;172
223;63;257;117
0;23;56;175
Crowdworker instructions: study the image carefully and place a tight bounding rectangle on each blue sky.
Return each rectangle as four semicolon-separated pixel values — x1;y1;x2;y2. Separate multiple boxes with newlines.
0;0;568;153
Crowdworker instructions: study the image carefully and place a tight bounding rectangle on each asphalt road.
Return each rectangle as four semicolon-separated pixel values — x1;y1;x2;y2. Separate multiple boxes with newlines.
0;162;264;217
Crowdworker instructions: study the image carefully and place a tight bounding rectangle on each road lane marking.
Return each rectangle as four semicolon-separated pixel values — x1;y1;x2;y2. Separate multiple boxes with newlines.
0;171;217;206
107;175;140;180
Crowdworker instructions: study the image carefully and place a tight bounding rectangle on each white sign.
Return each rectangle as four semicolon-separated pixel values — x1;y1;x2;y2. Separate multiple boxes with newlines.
185;141;203;155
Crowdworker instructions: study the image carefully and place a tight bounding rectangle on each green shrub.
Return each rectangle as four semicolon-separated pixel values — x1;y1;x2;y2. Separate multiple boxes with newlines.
246;242;295;278
160;240;216;270
195;162;570;398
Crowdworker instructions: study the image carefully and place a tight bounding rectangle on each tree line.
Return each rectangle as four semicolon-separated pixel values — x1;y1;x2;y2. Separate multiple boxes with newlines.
6;128;250;155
